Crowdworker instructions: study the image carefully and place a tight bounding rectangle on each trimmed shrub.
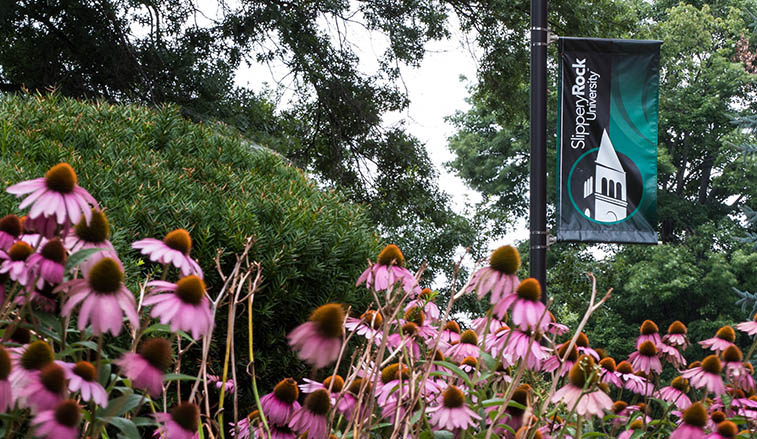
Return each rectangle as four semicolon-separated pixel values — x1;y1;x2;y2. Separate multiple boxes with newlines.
0;93;381;390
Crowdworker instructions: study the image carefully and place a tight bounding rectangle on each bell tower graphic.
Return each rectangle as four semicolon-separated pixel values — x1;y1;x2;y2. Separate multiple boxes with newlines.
582;130;628;222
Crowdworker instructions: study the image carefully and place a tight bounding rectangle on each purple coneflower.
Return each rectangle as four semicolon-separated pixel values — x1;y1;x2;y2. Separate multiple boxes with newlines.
0;347;12;412
438;320;462;349
542;342;579;376
155;402;200;439
287;303;344;369
682;355;726;395
344;310;383;342
659;341;687;368
552;355;613;418
720;345;751;390
6;163;99;226
405;288;440;321
338;378;370;421
62;361;108;407
59;257;138;336
132;229;203;277
10;340;54;391
387;322;422;360
445;329;479;362
144;275;213;339
25;238;67;288
618;419;645;439
471;315;506;336
0;214;21;250
636;320;661;349
355;244;418;294
19;363;67;413
598;357;623;388
261;378;301;425
736;314;757;336
0;241;35;286
403;306;436;340
546;311;569;335
657;376;692;410
500;328;547;370
707;420;738;439
375;363;411;405
427;385;481;431
459;356;479;374
629;341;662;375
671;401;707;439
699;326;736;354
64;209;118;268
663;321;690;349
116;338;172;397
32;399;80;439
466;245;520;305
494;278;548;332
289;388;330;439
207;375;234;393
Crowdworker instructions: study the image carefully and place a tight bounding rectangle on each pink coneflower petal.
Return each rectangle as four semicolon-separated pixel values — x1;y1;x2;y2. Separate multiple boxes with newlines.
289;389;329;439
155;402;200;439
32;400;80;439
144;276;213;339
287;304;344;369
132;229;203;277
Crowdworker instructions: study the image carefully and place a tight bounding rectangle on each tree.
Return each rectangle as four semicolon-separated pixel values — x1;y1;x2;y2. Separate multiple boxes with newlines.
0;0;476;284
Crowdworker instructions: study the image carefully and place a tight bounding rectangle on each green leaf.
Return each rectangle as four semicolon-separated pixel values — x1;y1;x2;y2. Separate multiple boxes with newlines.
433;431;454;439
432;361;473;388
65;248;105;271
164;373;199;382
109;417;140;439
98;392;144;418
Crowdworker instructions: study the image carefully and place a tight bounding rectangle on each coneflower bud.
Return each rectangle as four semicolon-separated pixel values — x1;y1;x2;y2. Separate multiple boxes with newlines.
0;214;21;238
175;275;206;306
668;321;687;334
419;288;434;300
401;322;418;337
594;348;607;359
309;304;345;339
20;340;54;371
715;326;736;343
558;343;578;362
441;385;465;408
489;245;521;274
273;378;298;403
640;320;658;335
304;389;330;415
377;244;404;267
347;378;368;395
45;163;77;193
461;356;478;368
682;402;707;427
139;338;173;372
629;419;644;430
163;229;192;255
516;278;541;302
459;329;478;345
170;402;200;433
74;209;110;243
323;375;344;393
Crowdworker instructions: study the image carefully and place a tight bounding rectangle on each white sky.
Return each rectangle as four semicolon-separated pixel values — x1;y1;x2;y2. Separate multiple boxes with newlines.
232;12;532;250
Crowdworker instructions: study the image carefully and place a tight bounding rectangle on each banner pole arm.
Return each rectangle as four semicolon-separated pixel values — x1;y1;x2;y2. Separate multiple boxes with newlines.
530;0;548;303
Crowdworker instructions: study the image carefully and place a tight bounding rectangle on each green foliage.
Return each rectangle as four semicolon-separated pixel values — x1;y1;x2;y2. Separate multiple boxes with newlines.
0;93;381;391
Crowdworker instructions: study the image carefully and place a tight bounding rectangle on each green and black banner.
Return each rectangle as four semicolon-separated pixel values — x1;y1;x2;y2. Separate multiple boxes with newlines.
557;37;661;244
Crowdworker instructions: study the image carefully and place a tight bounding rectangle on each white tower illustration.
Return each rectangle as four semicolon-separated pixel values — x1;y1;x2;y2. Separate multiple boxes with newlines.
583;130;627;221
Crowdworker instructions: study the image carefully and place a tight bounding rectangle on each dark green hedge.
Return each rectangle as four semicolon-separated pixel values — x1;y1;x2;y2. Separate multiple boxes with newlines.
0;93;380;398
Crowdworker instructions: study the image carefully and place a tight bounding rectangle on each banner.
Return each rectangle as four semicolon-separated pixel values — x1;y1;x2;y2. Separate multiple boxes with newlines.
556;37;661;244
